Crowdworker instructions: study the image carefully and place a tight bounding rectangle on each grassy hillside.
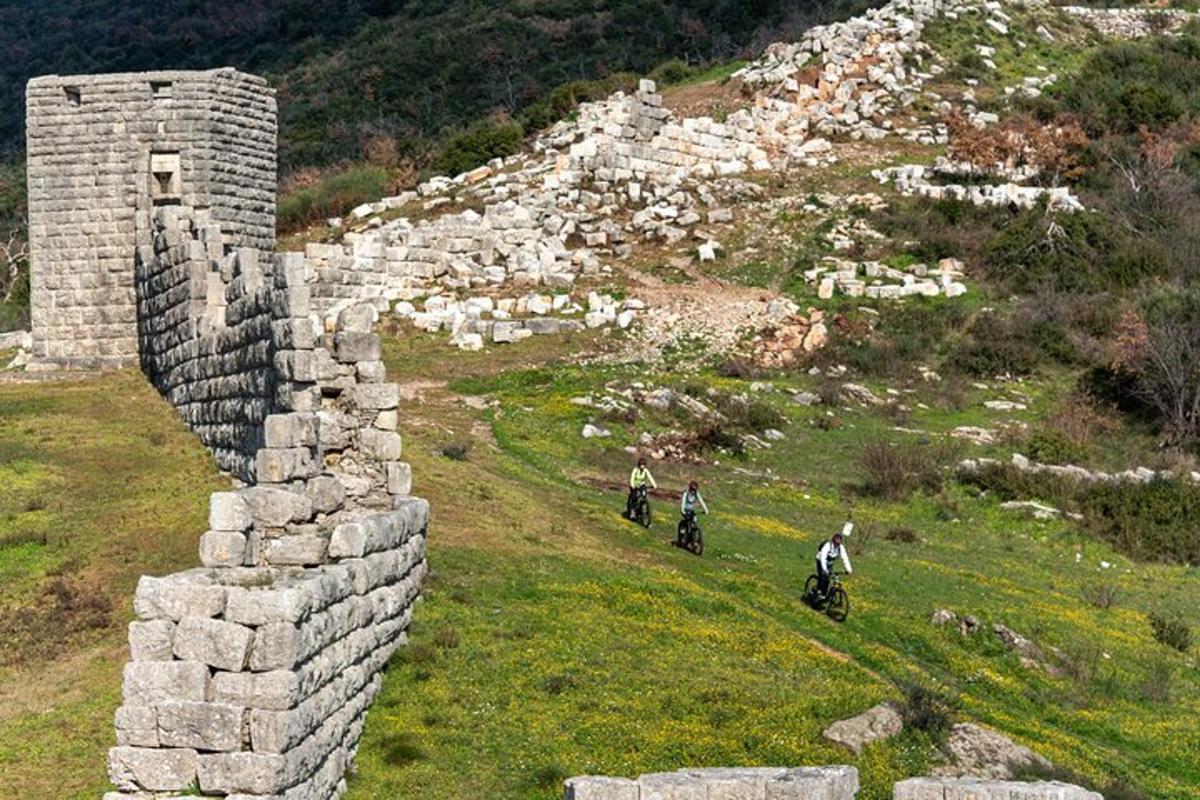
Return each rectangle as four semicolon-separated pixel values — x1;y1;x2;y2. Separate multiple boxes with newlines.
0;369;227;796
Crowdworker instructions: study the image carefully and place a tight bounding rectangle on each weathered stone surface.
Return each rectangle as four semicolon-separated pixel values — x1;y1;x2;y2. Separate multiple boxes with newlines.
565;776;639;800
239;486;313;528
127;620;175;661
134;573;225;621
937;723;1053;780
108;746;198;792
209;492;252;532
157;702;244;752
264;533;329;566
895;777;1102;800
123;661;209;706
197;751;288;794
305;475;347;514
199;530;248;568
224;586;312;626
114;706;159;748
360;429;402;461
822;702;903;755
173;616;254;671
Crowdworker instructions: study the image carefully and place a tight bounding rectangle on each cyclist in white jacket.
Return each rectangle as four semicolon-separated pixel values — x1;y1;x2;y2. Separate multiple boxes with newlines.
815;520;854;598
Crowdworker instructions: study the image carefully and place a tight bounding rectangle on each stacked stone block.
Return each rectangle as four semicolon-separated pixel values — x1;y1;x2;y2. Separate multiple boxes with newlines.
893;778;1103;800
26;68;275;369
108;205;427;799
565;766;861;799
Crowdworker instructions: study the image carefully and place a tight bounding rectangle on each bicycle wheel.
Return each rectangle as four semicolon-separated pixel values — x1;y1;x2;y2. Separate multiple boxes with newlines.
803;574;819;604
827;588;849;622
689;524;704;556
639;500;652;529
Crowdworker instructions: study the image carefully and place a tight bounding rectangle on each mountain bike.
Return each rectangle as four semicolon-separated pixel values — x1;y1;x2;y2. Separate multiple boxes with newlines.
630;485;651;528
803;571;849;622
676;510;704;555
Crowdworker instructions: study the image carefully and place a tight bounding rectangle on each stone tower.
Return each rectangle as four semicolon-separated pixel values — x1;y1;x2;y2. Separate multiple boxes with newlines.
25;68;276;369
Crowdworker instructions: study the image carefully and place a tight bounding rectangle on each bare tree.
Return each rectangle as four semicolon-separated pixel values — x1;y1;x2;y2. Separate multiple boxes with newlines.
1114;308;1200;446
0;219;27;305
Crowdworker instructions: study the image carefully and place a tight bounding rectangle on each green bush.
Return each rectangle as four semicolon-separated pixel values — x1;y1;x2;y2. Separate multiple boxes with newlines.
899;683;957;742
649;58;694;85
947;314;1046;377
1079;478;1200;565
432;120;525;178
1149;612;1192;652
277;165;391;232
1026;429;1088;465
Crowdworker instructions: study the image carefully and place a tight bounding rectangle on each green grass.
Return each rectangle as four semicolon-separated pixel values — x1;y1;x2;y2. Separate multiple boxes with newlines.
341;336;1200;800
0;370;226;797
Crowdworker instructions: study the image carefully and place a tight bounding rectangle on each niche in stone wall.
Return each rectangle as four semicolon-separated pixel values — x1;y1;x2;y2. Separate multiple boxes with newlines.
149;152;182;206
150;80;173;100
63;86;81;106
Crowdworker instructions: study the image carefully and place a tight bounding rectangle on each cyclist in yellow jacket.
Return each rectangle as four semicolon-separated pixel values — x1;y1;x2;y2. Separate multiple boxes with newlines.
626;458;657;518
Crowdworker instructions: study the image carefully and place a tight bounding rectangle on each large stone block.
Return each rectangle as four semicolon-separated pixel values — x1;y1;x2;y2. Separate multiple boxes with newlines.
360;429;402;461
128;620;175;661
173;616;254;671
565;776;640;800
264;413;319;449
256;447;318;483
211;670;300;711
305;475;346;514
157;702;244;752
197;751;288;794
766;766;859;799
249;622;302;671
639;772;707;800
239;486;313;528
264;533;329;566
199;530;248;568
353;383;399;410
224;585;312;626
114;706;158;748
122;661;209;706
334;331;381;363
108;746;198;792
134;572;226;621
209;492;252;531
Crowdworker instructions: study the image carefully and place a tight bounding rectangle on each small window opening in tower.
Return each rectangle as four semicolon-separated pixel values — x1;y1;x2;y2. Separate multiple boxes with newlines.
149;152;182;206
151;81;173;100
63;86;81;106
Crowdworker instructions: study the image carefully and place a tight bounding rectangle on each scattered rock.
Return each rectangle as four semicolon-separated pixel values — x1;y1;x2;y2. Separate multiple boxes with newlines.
822;702;904;755
935;723;1053;780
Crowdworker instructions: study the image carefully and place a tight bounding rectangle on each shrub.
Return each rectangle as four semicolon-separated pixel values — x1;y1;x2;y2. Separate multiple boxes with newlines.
432;626;460;650
277;165;391;232
1149;611;1192;652
899;683;957;741
440;440;473;461
1025;429;1088;466
1083;582;1118;610
432;119;525;177
859;441;957;500
695;422;745;455
1078;478;1200;565
885;526;918;543
1138;656;1176;703
649;58;694;85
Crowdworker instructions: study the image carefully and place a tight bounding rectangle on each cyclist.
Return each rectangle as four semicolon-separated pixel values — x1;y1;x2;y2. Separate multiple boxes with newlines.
815;519;854;599
679;480;708;528
626;458;657;519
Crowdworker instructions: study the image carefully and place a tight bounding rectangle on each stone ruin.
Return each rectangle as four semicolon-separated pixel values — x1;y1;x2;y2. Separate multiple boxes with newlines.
25;69;428;799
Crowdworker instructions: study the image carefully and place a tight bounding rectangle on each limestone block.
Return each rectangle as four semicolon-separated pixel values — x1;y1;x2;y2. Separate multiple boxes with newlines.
357;359;387;383
128;620;175;661
157;701;244;751
264;534;329;566
134;573;226;621
256;447;318;484
197;751;288;795
108;746;198;793
360;429;402;461
337;304;378;334
250;623;302;672
264;413;319;449
240;486;313;528
122;661;209;706
565;776;639;800
224;586;312;626
329;522;366;559
209;492;252;532
682;768;789;799
199;530;248;568
305;475;347;514
354;382;400;410
173;616;254;671
334;332;381;363
114;706;159;747
639;772;707;800
765;766;859;799
211;670;300;711
386;461;413;495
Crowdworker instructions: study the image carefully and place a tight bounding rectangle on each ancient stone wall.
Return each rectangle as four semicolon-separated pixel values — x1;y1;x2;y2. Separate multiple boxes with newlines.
564;770;1102;800
106;203;426;799
26;68;275;369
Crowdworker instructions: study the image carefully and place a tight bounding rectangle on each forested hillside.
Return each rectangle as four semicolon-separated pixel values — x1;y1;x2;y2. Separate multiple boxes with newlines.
0;0;875;169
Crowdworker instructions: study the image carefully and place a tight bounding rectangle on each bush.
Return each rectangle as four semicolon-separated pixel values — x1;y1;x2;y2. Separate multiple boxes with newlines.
1079;478;1200;565
432;119;525;177
649;58;694;85
440;440;473;461
1149;612;1192;652
1083;582;1118;610
1138;656;1176;703
277;165;392;232
885;526;919;543
1026;429;1088;465
899;683;957;741
860;441;959;500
